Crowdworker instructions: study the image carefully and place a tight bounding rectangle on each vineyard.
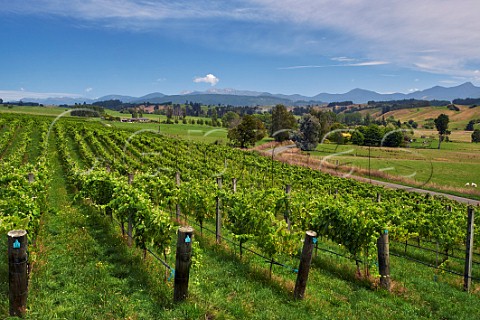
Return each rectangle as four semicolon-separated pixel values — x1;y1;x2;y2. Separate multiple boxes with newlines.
1;112;479;319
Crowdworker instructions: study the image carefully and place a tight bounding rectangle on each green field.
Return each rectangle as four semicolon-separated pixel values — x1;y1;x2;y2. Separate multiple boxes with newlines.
1;112;480;319
0;105;71;116
0;104;228;143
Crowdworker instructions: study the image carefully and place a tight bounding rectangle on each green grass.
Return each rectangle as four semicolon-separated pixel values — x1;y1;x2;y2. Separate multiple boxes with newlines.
311;142;480;194
0;105;70;116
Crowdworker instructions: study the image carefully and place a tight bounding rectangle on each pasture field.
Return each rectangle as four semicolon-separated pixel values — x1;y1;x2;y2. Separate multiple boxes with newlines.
0;112;479;319
372;105;480;131
309;141;480;200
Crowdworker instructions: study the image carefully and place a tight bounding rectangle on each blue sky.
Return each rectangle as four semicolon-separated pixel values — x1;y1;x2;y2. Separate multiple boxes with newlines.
1;0;480;101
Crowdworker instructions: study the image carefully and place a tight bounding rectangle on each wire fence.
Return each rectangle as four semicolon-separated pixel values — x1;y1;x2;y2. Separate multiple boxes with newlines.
391;239;480;266
176;212;300;274
112;218;175;281
410;236;480;258
390;251;480;281
115;209;480;285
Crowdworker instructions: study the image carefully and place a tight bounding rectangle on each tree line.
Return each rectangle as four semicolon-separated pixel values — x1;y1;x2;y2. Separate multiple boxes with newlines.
226;105;456;151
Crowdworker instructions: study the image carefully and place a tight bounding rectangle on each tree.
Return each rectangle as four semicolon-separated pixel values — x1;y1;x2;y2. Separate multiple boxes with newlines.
351;130;365;146
472;129;480;143
362;124;383;146
228;115;266;148
329;123;346;144
221;111;240;128
310;109;336;139
292;114;321;151
465;120;478;131
364;113;372;125
382;129;404;147
434;114;449;149
271;104;297;142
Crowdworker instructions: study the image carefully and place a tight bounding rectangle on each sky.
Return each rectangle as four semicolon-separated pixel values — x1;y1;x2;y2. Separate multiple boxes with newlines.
1;0;480;101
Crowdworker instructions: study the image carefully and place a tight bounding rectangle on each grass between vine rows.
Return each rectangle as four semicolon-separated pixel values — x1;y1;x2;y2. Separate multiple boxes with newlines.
0;130;479;319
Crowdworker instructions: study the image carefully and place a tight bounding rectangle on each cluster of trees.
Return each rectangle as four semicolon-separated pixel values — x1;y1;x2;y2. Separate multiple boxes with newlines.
226;105;458;151
1;100;42;107
70;105;106;117
452;98;480;105
466;119;480;131
472;130;480;143
226;104;412;150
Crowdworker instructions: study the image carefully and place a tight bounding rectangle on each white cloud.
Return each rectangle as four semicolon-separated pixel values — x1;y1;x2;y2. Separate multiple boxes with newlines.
0;90;82;102
193;74;219;86
252;0;480;78
85;87;93;93
279;60;389;70
439;80;459;85
331;57;356;62
3;1;480;80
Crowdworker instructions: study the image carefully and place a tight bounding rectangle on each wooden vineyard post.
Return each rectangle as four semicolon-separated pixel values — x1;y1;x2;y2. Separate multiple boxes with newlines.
27;173;34;184
176;171;181;223
464;206;475;292
174;226;194;302
8;230;28;317
232;178;237;194
284;185;292;231
377;229;391;291
294;231;317;300
127;173;134;247
216;177;222;244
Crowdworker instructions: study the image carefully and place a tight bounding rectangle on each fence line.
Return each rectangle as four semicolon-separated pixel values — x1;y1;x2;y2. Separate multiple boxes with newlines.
409;236;480;258
177;212;299;274
390;252;480;281
390;239;480;266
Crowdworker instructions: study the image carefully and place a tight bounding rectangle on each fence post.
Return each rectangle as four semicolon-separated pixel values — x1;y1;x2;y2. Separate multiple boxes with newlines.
27;173;34;184
8;230;28;317
377;229;391;291
464;206;475;292
127;173;134;247
174;226;194;302
216;177;222;244
175;171;181;222
284;185;292;231
294;230;317;299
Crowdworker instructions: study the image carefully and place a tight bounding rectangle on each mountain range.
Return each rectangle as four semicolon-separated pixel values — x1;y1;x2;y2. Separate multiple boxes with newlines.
17;82;480;106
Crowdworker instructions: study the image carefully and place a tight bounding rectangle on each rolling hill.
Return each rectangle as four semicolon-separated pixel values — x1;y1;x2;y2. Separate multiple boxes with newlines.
372;105;480;130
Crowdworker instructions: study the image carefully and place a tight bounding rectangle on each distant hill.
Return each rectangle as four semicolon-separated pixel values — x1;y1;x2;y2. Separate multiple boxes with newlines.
96;94;138;103
11;82;480;106
313;82;480;104
408;82;480;101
